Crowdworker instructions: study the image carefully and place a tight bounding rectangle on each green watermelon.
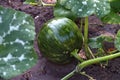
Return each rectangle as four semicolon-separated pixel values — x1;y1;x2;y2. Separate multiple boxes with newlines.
37;17;83;64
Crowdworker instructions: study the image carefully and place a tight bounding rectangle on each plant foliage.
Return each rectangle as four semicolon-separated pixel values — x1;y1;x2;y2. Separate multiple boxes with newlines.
57;0;110;18
89;35;113;49
0;6;37;79
24;0;36;4
115;30;120;51
101;0;120;24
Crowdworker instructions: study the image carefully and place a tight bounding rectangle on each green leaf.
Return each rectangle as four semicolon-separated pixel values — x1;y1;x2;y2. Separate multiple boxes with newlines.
101;0;120;24
110;0;120;1
58;0;110;18
89;35;113;49
0;6;38;79
24;0;36;4
54;4;77;20
101;11;120;24
115;30;120;51
110;0;120;12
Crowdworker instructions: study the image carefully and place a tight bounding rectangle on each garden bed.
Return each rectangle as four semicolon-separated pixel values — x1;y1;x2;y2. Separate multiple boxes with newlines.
0;0;120;80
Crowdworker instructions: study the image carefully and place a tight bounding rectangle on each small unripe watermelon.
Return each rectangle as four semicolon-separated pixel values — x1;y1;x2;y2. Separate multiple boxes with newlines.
37;17;83;64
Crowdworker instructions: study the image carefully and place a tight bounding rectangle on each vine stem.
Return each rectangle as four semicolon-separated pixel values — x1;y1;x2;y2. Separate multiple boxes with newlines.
84;17;95;58
40;0;56;6
84;17;88;55
77;52;120;71
61;52;120;80
61;70;76;80
28;0;56;6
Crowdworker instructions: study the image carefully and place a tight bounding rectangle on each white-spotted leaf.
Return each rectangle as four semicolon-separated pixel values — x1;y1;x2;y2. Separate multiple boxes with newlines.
58;0;110;18
0;6;38;79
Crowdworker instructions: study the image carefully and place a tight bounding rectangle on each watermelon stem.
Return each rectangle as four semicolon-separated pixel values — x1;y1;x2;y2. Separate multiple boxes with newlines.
70;49;84;62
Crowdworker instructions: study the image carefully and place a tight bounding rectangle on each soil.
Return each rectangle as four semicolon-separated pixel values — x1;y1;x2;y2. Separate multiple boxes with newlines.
0;0;120;80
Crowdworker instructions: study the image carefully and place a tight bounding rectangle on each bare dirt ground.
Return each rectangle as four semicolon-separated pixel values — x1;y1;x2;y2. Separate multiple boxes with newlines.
0;0;120;80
